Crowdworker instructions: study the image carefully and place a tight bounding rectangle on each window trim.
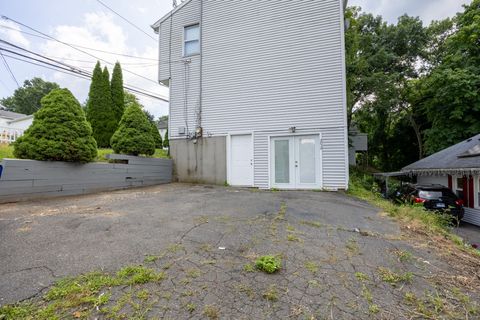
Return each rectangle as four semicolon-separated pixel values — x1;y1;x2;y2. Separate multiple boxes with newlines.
183;23;200;57
475;176;480;209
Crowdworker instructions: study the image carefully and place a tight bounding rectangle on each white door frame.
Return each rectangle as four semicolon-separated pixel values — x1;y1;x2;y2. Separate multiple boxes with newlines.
267;132;323;189
226;131;254;187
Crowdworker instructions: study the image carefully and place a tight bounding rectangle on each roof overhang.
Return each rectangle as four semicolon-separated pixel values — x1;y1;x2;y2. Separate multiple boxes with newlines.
402;168;480;176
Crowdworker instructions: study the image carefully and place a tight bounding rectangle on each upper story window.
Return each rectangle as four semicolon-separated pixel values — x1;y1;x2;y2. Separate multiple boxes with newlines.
184;24;200;56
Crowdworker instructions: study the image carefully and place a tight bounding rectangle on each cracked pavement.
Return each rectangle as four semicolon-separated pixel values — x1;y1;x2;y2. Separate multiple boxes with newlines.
0;183;479;319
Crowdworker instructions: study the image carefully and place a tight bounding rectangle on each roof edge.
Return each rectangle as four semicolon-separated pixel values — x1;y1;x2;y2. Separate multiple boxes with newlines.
151;0;194;32
402;168;480;176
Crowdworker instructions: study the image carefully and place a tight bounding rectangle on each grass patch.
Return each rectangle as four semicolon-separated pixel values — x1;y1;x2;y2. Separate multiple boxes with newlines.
0;265;165;319
355;272;369;282
377;267;413;286
203;305;219;319
0;145;169;162
255;255;281;274
287;234;300;242
304;261;319;274
300;220;324;228
0;143;14;161
262;285;279;302
348;168;480;258
243;263;255;272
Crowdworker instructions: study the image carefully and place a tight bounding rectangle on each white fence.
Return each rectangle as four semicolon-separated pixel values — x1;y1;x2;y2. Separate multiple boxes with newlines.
0;127;25;143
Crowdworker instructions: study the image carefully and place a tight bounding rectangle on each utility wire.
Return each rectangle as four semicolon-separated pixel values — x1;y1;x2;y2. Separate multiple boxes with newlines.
0;50;19;87
0;40;164;98
95;0;157;42
0;24;158;61
0;46;168;101
1;16;164;86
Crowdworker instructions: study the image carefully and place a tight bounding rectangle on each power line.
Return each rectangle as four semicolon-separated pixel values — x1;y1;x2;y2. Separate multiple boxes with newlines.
0;24;158;61
0;40;165;98
95;0;157;42
1;16;164;86
0;50;19;87
0;46;168;102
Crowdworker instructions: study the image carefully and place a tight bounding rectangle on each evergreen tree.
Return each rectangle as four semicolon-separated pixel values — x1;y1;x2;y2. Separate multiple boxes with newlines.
111;62;125;125
110;102;155;156
150;121;163;148
86;62;116;147
163;128;169;149
13;88;97;162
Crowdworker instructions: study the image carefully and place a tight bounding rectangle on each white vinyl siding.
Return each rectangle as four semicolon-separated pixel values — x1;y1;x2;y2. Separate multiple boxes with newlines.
157;0;348;189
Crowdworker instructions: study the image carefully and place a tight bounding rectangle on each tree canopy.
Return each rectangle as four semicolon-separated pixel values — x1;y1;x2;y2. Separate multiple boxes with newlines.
0;78;59;115
347;0;480;170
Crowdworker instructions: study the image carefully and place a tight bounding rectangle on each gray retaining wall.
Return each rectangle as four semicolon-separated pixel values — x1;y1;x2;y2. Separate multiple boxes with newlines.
0;154;172;203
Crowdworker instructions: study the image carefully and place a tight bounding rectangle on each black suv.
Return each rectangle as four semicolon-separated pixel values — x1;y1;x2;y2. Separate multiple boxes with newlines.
394;184;465;222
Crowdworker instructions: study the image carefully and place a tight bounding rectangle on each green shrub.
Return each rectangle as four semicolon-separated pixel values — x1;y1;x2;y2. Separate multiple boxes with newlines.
110;103;155;156
13;88;97;162
255;255;281;274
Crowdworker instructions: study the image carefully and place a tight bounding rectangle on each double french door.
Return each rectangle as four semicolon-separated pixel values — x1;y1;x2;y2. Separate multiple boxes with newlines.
270;135;322;189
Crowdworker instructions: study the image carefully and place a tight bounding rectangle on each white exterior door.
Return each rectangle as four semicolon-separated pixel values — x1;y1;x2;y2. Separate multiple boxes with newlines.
229;134;253;186
270;135;322;189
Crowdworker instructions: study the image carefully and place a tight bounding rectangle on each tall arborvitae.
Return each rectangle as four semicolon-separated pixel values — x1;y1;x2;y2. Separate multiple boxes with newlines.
111;62;125;126
86;62;116;147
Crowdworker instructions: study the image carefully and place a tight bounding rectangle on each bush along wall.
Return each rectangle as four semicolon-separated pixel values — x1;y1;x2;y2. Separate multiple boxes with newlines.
110;103;155;156
13;88;98;162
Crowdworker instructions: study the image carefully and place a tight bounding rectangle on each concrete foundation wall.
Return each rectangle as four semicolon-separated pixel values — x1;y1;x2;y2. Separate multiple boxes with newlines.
0;154;172;203
170;137;226;185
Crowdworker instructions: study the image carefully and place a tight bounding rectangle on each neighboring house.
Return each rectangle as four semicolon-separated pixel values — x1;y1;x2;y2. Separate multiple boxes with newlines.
402;134;480;226
156;119;168;140
349;124;368;166
152;0;349;190
0;109;33;143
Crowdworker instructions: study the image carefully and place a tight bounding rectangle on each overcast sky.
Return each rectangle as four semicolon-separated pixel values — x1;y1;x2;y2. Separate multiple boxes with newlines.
0;0;472;118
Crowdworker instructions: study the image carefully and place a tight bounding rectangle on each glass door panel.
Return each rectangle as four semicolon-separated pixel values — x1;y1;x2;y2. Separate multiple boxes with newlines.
297;137;316;184
274;139;290;184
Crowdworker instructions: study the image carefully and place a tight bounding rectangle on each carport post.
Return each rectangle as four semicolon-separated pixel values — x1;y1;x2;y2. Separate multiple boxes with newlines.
385;176;389;198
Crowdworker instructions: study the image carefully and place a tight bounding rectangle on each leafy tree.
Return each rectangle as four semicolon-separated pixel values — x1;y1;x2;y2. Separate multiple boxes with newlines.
13;88;97;162
86;62;116;147
0;78;59;114
111;62;125;125
347;9;428;170
414;0;480;154
110;102;155;156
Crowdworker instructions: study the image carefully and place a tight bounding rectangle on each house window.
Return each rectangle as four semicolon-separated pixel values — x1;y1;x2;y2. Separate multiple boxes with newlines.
477;177;480;209
184;24;200;56
455;177;465;200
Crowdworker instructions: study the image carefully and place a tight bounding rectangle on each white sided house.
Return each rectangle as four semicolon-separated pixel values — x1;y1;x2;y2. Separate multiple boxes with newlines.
152;0;349;190
0;109;33;143
402;134;480;226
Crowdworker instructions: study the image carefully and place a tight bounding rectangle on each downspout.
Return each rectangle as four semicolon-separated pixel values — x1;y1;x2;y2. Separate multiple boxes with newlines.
198;0;203;136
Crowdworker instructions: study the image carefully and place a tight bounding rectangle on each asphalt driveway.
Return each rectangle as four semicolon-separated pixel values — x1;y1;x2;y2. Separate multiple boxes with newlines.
0;184;478;319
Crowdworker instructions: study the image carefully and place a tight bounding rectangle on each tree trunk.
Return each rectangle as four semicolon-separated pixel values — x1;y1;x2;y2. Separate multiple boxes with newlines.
409;115;423;159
